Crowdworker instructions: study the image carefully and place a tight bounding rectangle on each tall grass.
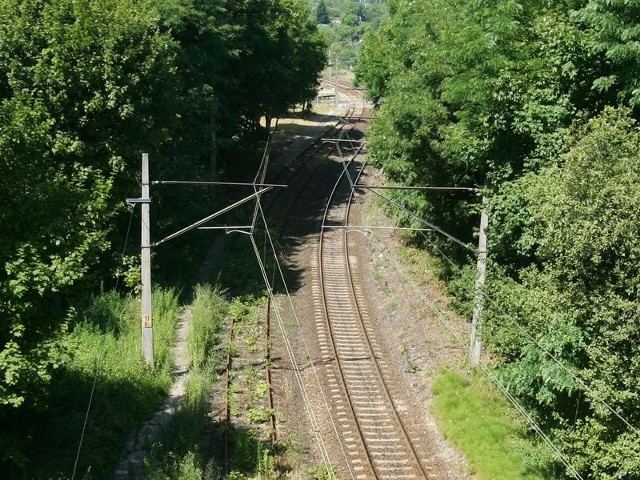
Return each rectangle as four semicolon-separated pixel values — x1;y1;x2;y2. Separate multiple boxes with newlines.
19;288;180;479
71;288;179;378
141;287;285;480
143;370;219;478
188;285;227;369
141;284;228;478
431;369;554;479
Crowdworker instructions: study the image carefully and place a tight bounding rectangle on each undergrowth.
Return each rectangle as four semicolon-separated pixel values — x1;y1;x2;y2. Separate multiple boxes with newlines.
140;285;290;479
188;285;228;369
11;288;180;479
142;285;226;477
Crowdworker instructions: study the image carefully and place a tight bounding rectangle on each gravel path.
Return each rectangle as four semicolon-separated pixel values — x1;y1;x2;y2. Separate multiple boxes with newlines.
113;308;191;479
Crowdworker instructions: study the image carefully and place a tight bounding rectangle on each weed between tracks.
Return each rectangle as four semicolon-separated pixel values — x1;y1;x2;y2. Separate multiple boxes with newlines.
141;289;285;479
143;287;330;479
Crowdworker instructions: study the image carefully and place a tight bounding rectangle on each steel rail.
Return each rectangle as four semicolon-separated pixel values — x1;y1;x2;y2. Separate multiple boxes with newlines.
318;147;429;478
258;101;366;473
342;164;429;479
318;147;376;478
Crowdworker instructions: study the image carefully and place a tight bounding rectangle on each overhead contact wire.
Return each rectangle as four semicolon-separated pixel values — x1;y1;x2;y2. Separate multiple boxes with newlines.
366;232;584;479
368;188;475;252
255;143;360;478
395;199;639;440
250;102;371;479
249;235;335;477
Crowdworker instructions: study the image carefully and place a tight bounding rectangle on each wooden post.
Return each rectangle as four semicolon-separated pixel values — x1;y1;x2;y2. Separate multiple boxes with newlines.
141;153;154;365
470;193;489;365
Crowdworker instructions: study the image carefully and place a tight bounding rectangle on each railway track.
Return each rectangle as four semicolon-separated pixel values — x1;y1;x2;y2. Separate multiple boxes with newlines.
312;149;429;478
262;94;368;253
319;78;368;102
265;82;430;478
264;99;363;197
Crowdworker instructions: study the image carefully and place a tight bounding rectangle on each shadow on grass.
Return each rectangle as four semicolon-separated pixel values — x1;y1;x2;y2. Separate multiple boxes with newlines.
140;413;287;479
0;366;168;479
210;421;288;478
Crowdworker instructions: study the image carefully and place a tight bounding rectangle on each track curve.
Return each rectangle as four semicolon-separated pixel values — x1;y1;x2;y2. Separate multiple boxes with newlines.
314;152;429;479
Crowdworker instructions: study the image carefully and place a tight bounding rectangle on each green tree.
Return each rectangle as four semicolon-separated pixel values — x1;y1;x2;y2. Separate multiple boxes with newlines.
357;1;640;476
575;0;640;110
488;108;640;478
223;0;325;135
316;0;330;24
356;0;593;255
0;0;178;410
0;0;327;413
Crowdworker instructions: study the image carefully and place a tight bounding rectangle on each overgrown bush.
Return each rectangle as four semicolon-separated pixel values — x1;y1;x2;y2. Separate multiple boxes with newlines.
0;288;179;478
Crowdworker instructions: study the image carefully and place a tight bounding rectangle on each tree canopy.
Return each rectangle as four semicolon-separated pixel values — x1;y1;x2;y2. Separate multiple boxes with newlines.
357;0;640;476
316;0;330;24
307;0;387;68
0;0;325;417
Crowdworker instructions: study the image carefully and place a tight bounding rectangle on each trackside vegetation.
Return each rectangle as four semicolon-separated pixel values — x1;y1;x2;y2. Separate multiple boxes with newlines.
4;281;294;478
5;288;180;478
307;0;387;68
0;0;326;474
357;0;640;477
432;369;552;479
140;285;226;479
139;286;330;479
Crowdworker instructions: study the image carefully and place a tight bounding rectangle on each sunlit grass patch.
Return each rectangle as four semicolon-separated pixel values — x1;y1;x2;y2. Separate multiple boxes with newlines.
432;369;551;480
189;284;227;369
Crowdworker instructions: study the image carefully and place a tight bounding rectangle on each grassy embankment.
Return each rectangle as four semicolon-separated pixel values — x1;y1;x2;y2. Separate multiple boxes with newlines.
14;283;290;479
432;369;554;479
19;288;180;478
383;239;556;479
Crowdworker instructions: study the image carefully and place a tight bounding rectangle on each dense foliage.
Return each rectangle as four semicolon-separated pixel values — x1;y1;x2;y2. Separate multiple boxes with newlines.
307;0;387;67
2;288;181;477
0;0;324;467
357;0;640;477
